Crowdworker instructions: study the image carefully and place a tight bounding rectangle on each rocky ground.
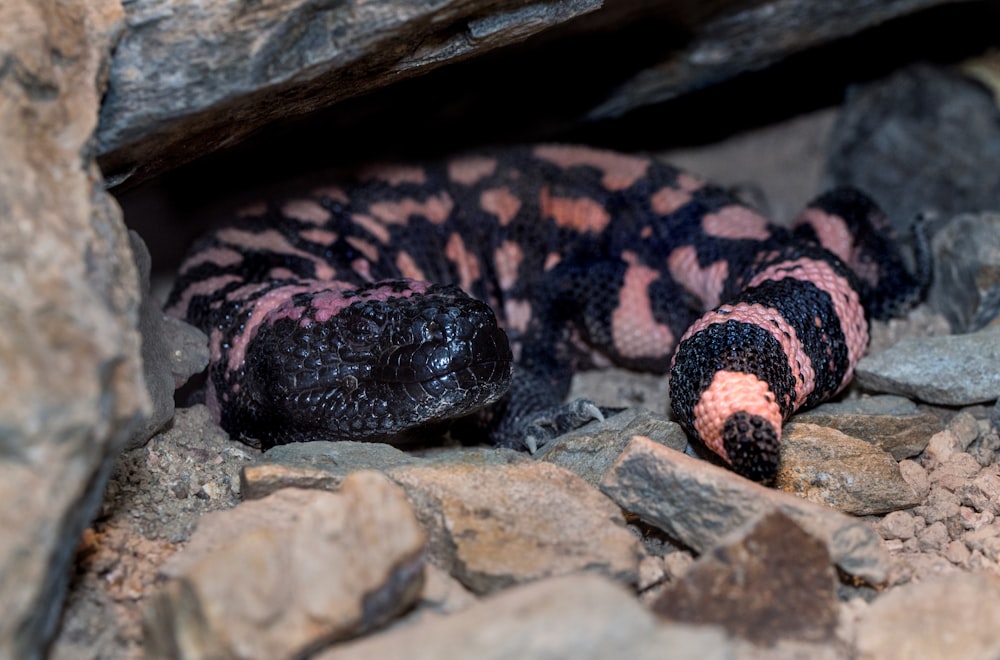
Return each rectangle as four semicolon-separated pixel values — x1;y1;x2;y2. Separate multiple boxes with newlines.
50;61;1000;659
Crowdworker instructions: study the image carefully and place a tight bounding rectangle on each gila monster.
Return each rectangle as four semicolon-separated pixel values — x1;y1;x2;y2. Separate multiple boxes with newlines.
166;145;928;482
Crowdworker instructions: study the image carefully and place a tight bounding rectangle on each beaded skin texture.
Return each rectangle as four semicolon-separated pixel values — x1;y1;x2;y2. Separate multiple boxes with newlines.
167;145;926;481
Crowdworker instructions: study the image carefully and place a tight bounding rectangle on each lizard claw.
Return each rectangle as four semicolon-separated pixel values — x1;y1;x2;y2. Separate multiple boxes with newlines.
517;398;605;453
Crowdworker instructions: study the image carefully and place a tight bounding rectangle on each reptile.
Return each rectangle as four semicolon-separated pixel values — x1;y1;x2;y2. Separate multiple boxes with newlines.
166;144;929;482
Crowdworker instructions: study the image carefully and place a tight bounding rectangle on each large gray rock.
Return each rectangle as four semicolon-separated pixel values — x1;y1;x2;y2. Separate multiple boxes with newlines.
97;0;959;186
600;436;891;586
929;213;1000;331
856;325;1000;406
318;574;734;660
147;474;427;660
827;64;1000;235
0;1;150;657
97;0;601;185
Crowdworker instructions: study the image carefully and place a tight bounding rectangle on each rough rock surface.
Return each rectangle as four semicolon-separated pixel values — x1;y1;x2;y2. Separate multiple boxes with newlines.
50;405;255;660
97;0;958;186
855;325;1000;406
929;212;1000;331
146;474;427;660
98;0;602;185
318;574;734;660
600;436;890;585
653;511;840;648
388;460;645;594
827;64;1000;237
795;395;939;460
853;572;1000;659
535;407;688;487
0;1;150;657
777;423;921;515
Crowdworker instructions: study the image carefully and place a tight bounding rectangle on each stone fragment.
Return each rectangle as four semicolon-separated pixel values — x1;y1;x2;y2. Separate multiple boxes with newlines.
536;408;688;487
600;436;890;585
877;510;917;541
776;423;920;515
387;461;644;594
0;0;149;656
146;474;426;660
796;395;940;459
241;441;420;499
854;572;1000;659
827;65;1000;236
653;512;839;647
127;231;183;448
930;213;1000;331
318;574;734;660
855;326;1000;406
958;467;1000;515
99;0;602;185
897;459;930;500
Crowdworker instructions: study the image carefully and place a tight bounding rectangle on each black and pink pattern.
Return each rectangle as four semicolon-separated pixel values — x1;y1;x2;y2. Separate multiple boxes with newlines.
167;145;927;480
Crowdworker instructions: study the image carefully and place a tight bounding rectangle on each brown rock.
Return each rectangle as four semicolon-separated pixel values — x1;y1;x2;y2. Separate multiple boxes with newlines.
855;572;1000;659
318;574;734;660
387;461;644;594
600;436;890;585
0;0;149;655
653;511;839;647
146;473;426;659
776;423;921;515
795;395;940;459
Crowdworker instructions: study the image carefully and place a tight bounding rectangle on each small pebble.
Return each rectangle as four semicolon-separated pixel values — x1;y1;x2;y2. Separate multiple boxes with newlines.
898;460;930;499
917;522;949;552
947;412;981;450
944;540;970;566
878;511;917;541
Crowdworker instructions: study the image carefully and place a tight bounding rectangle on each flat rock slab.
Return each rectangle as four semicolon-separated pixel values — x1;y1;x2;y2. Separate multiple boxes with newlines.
387;460;645;594
241;440;421;499
796;395;940;459
147;473;426;660
777;423;921;515
535;407;688;487
653;511;839;647
855;326;1000;406
318;573;733;660
855;572;1000;659
600;436;890;586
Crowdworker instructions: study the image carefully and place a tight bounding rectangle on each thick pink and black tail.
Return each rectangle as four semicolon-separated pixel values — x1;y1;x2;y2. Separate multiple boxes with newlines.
669;188;929;481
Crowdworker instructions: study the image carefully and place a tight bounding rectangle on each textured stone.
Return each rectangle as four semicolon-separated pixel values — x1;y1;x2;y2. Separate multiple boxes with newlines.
796;395;940;459
318;574;734;660
827;64;1000;239
98;0;601;185
929;213;1000;331
127;231;187;448
387;461;644;594
536;407;688;487
0;1;149;657
241;440;420;499
600;436;890;585
147;473;426;660
97;1;957;186
653;512;839;647
855;572;1000;659
855;326;1000;406
776;423;920;515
